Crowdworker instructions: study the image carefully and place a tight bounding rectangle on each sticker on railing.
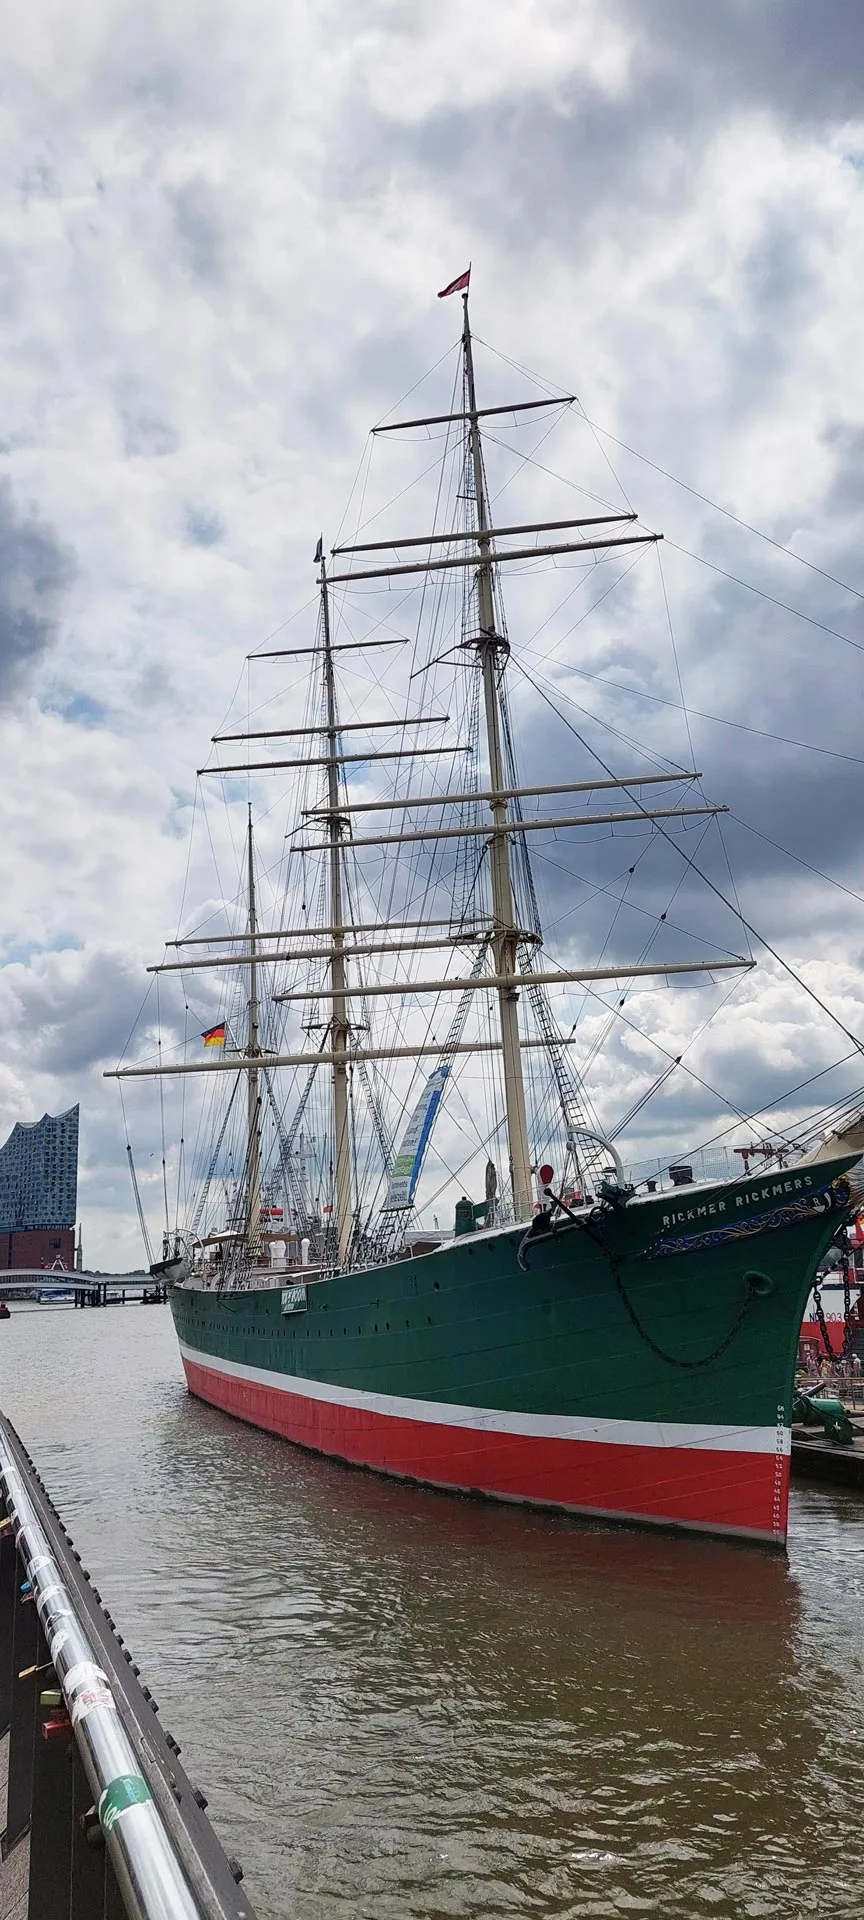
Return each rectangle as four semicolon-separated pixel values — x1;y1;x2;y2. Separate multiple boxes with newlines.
36;1582;75;1630
72;1684;117;1727
99;1773;153;1834
64;1660;109;1695
37;1582;70;1610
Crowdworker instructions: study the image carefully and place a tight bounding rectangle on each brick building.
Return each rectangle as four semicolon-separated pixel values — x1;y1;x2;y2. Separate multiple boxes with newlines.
0;1107;79;1271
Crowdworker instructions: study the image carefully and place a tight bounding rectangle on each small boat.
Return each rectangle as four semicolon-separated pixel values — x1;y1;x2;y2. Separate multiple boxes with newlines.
148;1235;192;1285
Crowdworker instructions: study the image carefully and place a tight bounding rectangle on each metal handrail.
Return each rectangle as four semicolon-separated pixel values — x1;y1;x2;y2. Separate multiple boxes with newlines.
0;1423;223;1920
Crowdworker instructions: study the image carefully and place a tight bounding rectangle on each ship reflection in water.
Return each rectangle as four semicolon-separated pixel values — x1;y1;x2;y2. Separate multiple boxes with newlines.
3;1308;863;1919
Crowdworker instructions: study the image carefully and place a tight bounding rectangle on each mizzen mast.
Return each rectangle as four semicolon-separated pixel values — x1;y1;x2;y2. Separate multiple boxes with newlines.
245;805;262;1257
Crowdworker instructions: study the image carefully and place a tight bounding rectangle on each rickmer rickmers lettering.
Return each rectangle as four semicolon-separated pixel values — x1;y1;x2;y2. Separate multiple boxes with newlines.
660;1170;819;1229
109;281;864;1549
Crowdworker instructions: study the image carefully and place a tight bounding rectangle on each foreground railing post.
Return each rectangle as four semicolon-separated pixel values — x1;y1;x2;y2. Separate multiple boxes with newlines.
71;1737;116;1920
27;1680;76;1920
0;1525;15;1737
0;1412;256;1920
3;1582;41;1851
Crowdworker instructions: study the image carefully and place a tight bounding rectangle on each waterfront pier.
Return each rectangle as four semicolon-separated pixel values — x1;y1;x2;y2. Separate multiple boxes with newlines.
0;1411;253;1920
0;1272;167;1308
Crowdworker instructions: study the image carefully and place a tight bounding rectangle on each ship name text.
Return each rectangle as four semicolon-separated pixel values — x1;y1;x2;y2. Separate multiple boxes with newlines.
660;1172;815;1231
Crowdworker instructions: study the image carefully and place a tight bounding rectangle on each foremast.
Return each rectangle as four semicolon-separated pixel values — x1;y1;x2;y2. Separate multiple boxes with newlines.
319;556;354;1264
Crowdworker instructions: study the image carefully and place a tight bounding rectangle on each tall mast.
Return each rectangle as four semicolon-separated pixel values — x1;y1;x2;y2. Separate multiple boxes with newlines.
462;292;533;1222
320;555;354;1263
246;805;262;1255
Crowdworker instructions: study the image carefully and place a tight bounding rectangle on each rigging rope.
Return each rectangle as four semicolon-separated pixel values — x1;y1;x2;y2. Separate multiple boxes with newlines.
513;654;864;1061
188;1076;242;1243
576;413;864;604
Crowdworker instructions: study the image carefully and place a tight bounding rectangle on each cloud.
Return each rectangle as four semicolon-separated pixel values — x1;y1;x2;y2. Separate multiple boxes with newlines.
624;1;864;124
0;481;76;698
119;394;180;459
171;179;226;286
0;946;161;1077
183;503;224;547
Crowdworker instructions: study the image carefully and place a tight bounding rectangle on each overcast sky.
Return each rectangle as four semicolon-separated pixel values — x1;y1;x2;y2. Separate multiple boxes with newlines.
2;0;864;1266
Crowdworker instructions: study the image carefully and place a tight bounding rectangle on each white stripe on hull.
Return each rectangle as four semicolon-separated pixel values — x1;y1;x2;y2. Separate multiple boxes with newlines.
177;1341;788;1457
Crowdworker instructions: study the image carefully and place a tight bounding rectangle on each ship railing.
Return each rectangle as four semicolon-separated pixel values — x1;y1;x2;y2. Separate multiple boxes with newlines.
0;1409;255;1920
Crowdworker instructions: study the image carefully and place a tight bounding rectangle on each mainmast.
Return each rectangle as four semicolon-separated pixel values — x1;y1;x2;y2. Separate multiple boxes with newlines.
320;556;354;1264
462;292;533;1221
245;806;262;1256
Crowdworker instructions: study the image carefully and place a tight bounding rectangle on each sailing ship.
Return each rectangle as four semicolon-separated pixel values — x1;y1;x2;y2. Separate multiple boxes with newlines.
110;278;864;1548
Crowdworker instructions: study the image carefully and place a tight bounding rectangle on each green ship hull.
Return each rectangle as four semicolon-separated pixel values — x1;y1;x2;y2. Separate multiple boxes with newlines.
170;1156;857;1547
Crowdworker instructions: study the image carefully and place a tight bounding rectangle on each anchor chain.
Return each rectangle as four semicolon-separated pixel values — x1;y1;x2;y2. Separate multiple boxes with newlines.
518;1198;757;1370
609;1256;757;1371
812;1271;837;1363
840;1228;855;1361
580;1203;759;1370
810;1227;858;1367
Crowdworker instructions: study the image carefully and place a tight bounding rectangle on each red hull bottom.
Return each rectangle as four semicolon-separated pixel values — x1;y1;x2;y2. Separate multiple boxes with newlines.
182;1354;788;1547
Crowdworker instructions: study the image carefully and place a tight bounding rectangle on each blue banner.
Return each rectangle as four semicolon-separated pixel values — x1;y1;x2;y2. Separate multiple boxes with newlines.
383;1065;451;1210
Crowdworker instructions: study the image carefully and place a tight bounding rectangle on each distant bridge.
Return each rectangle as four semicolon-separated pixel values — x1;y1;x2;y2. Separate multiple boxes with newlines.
0;1269;145;1287
0;1269;164;1304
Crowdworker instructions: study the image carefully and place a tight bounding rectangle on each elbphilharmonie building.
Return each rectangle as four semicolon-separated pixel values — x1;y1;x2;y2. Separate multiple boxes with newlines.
0;1106;79;1270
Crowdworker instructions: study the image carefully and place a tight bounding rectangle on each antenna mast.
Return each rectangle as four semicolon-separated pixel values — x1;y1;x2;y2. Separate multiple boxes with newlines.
462;291;533;1222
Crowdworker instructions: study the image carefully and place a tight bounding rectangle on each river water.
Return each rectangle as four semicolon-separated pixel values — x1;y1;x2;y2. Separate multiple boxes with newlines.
1;1303;862;1919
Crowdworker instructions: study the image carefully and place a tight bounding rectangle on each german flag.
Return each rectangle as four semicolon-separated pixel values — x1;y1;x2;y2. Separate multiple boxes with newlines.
202;1023;227;1048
